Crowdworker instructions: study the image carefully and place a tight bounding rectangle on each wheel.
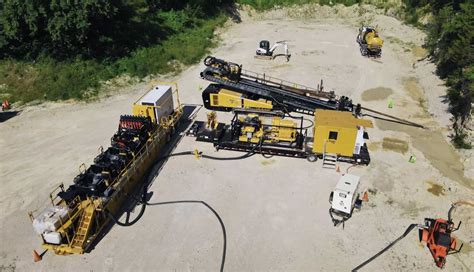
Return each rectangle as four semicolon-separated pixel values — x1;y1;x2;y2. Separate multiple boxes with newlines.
307;154;318;162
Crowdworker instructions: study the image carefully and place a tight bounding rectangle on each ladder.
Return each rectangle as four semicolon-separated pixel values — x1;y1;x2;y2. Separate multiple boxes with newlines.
322;140;338;169
71;202;95;249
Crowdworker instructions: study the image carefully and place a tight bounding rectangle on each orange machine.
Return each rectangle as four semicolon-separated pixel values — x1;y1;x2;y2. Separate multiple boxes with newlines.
419;215;462;268
353;204;464;271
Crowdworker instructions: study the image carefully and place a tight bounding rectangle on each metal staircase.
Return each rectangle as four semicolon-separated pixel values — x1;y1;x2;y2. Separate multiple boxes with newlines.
322;140;338;169
71;202;95;249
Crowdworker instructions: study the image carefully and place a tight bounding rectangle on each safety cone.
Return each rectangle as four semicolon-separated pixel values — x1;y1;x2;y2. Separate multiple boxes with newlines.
336;165;341;173
33;249;42;262
362;191;369;202
2;100;10;110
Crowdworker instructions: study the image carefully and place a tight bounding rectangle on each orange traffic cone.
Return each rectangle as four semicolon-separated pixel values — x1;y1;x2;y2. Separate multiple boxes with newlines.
362;191;369;202
33;249;42;262
2;100;10;110
336;165;341;173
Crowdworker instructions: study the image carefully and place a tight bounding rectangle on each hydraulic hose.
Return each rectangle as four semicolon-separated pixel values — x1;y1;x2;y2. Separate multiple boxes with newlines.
105;185;148;227
146;200;227;272
352;223;420;271
105;147;255;270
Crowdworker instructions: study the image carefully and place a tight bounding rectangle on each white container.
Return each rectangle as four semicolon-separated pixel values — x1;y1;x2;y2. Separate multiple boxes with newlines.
137;85;174;124
33;206;70;234
42;231;62;245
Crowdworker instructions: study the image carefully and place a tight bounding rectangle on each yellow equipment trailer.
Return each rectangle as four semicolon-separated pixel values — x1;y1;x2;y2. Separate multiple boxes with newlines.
29;84;183;254
191;109;373;165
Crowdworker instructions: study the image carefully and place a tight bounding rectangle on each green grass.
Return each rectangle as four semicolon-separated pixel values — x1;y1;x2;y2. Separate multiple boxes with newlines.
0;14;226;104
237;0;365;10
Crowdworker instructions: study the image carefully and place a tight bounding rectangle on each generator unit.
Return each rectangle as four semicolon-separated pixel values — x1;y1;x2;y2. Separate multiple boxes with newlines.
132;85;174;124
235;113;299;144
329;174;362;227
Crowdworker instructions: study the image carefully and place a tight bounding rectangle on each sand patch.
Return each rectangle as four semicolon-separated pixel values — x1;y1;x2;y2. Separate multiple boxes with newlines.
426;181;445;196
402;77;426;104
260;159;276;166
411;46;428;59
361;87;393;101
376;120;473;189
367;142;381;152
382;137;409;154
402;77;430;117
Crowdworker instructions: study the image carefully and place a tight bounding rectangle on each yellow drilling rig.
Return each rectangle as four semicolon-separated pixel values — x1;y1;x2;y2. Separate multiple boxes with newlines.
189;56;423;166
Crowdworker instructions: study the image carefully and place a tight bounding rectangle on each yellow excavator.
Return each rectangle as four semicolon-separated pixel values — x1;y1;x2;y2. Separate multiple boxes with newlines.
357;26;383;57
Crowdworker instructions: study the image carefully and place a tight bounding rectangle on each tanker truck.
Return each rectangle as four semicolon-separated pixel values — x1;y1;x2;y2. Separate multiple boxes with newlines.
357;26;383;57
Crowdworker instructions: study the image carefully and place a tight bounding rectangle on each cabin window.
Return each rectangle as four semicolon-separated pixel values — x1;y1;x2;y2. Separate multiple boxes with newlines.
329;131;338;140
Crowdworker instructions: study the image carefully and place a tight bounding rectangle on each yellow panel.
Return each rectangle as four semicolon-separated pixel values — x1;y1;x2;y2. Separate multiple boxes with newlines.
211;92;242;108
243;98;273;110
132;104;156;123
314;109;373;129
210;88;273;110
312;109;371;156
313;126;357;156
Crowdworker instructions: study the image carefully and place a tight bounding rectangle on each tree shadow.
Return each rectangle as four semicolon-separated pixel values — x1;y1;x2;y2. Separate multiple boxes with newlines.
224;3;242;23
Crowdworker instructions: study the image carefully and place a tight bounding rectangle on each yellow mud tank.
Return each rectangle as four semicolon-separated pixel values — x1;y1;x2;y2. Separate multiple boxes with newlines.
29;83;183;255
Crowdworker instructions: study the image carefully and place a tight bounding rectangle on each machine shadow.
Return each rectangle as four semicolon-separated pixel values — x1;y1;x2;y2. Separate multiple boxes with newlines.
86;104;201;253
0;111;20;123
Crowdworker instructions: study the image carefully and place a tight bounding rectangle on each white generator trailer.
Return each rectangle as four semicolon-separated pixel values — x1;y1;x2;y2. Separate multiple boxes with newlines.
329;174;363;227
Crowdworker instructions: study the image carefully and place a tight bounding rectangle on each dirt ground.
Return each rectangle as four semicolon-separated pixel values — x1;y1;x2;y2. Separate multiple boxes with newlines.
1;4;473;272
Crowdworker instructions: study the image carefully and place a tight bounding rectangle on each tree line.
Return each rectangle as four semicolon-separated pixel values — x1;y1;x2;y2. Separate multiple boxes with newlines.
0;0;232;60
1;0;472;147
404;0;473;148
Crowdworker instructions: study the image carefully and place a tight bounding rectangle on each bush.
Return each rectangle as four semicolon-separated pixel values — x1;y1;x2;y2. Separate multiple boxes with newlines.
0;13;227;103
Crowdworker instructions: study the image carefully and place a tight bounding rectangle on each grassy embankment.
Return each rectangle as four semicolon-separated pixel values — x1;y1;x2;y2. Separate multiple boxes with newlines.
0;12;226;103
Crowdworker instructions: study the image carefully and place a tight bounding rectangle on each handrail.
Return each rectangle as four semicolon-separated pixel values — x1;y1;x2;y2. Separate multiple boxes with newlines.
241;69;322;94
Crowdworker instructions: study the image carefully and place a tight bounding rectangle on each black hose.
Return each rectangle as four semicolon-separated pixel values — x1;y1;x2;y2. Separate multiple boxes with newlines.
146;200;227;272
105;148;252;270
106;185;148;227
352;223;419;271
107;179;227;271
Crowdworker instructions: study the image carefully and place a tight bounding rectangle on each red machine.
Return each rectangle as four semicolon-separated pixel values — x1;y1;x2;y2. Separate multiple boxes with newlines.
353;204;465;271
